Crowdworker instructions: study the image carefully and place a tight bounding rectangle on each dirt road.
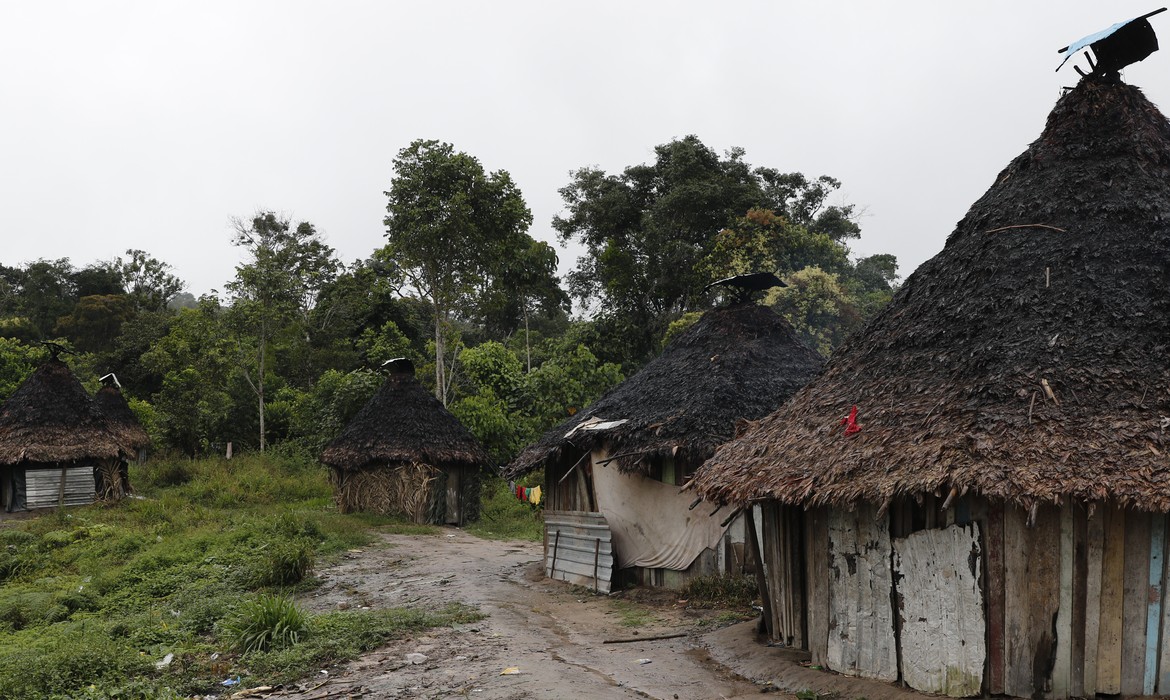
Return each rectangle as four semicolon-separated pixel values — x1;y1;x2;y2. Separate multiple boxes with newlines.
281;528;772;699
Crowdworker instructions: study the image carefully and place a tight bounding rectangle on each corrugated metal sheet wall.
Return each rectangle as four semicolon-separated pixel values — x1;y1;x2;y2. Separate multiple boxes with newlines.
25;465;96;508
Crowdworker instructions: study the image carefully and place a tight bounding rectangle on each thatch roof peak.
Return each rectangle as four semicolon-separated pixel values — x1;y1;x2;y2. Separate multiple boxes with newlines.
505;303;823;478
0;358;123;464
319;369;489;471
94;383;150;454
691;79;1170;512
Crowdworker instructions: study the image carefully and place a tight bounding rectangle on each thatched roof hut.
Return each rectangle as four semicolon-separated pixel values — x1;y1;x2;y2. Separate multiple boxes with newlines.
507;303;822;591
0;358;127;511
693;79;1170;512
507;303;824;479
688;79;1170;698
320;359;489;525
321;361;488;471
0;358;122;465
94;382;150;458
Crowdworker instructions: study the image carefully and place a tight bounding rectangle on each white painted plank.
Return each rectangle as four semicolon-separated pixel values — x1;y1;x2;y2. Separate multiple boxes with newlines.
893;523;986;697
827;505;897;681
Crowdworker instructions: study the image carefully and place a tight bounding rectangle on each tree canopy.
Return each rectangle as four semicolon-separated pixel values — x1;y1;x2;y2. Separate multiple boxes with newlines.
555;135;897;364
0;135;900;464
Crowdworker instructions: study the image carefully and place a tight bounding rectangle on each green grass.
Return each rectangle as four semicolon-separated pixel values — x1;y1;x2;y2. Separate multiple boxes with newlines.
610;599;656;628
0;451;481;699
465;476;543;541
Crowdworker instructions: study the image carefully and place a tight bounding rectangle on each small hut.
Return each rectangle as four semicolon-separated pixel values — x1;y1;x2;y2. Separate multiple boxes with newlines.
93;374;150;499
506;303;823;592
691;78;1170;698
0;358;125;512
320;358;489;526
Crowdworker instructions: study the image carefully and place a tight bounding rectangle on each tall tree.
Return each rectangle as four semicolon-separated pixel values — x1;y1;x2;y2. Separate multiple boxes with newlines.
117;249;186;312
226;211;341;451
383;139;533;404
554;136;763;363
16;258;76;338
556;135;876;365
140;297;234;456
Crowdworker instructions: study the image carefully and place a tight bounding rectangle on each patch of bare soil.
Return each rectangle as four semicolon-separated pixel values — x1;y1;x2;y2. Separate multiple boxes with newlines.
271;528;772;699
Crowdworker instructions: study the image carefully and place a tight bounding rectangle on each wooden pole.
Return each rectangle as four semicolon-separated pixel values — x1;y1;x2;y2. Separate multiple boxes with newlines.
549;529;561;578
744;506;775;640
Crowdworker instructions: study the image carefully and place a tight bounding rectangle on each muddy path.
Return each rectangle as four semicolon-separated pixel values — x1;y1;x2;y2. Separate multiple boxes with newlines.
274;528;773;699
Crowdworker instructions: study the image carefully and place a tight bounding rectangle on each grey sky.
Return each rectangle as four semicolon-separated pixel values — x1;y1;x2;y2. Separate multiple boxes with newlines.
2;1;1166;301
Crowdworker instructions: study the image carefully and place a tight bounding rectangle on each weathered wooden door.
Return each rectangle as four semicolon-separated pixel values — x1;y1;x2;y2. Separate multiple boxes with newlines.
445;468;461;525
892;523;986;696
826;506;898;680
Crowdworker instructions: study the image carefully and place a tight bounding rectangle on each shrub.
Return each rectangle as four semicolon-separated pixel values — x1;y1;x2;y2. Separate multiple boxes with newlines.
221;593;308;654
250;537;315;587
136;459;193;488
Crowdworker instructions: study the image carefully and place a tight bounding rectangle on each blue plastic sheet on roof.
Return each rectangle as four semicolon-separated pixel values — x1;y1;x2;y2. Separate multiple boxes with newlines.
1057;20;1133;70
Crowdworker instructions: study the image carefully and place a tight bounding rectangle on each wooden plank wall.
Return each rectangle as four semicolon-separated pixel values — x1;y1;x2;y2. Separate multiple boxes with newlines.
546;453;592;512
996;503;1170;699
787;498;1170;698
759;504;807;648
543;511;615;593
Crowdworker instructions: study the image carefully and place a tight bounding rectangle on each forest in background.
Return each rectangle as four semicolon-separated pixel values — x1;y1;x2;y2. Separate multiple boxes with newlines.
0;136;899;466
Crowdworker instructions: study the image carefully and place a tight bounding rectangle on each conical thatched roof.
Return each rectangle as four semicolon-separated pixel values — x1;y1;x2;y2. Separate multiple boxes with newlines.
320;361;489;470
506;303;824;478
0;358;122;464
94;383;150;454
692;79;1170;512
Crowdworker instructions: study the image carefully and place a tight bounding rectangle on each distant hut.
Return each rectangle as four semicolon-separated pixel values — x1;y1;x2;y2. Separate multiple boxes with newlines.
320;358;489;526
0;357;124;512
506;303;822;592
691;79;1170;698
94;374;150;499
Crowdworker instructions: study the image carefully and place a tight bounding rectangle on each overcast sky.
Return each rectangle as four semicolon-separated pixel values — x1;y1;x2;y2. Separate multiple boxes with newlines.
2;1;1167;302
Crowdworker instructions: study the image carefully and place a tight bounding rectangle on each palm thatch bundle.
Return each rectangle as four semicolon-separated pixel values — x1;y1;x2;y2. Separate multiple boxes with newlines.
692;79;1170;512
94;383;150;457
94;458;129;501
0;358;122;465
506;303;823;478
330;461;445;521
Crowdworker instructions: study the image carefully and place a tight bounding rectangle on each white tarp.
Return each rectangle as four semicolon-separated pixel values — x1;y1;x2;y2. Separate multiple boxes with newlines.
591;462;727;570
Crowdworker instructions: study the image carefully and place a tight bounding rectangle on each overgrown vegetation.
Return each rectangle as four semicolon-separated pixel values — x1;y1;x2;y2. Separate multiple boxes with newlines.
0;452;480;699
678;573;758;609
465;476;543;541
